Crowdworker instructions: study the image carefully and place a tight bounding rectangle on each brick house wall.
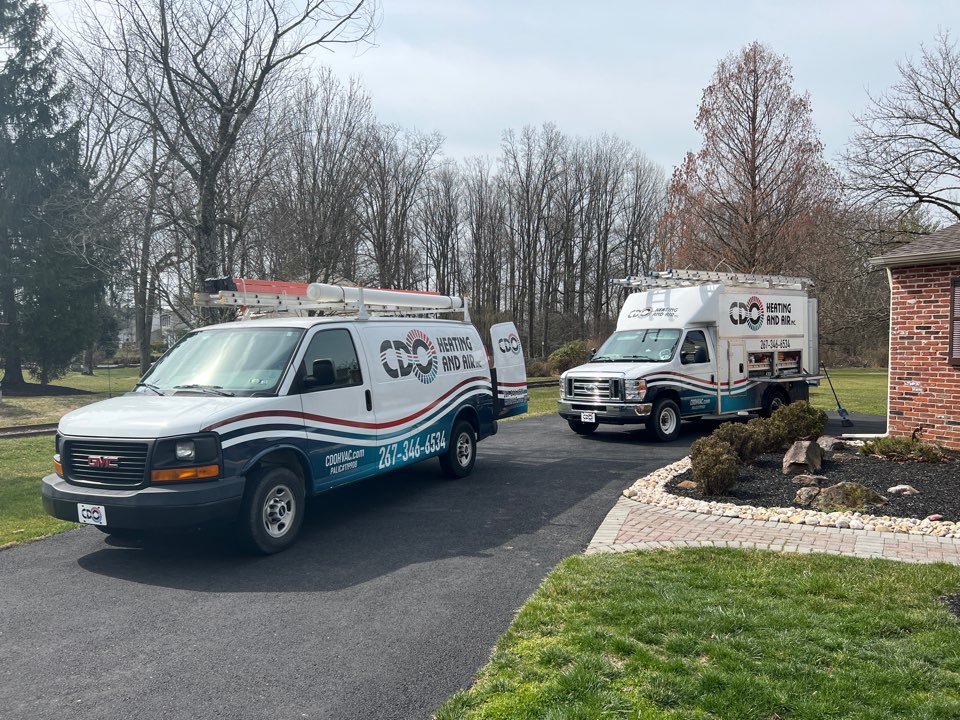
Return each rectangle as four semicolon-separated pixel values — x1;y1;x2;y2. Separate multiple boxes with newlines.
887;262;960;448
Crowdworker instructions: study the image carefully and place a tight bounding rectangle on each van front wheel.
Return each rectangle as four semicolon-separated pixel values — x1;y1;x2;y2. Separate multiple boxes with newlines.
238;466;305;554
649;398;681;442
440;420;476;478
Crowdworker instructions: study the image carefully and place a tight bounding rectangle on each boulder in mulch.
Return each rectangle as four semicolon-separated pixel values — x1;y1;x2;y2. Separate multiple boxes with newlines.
792;474;827;487
782;441;823;475
812;482;888;511
676;480;698;490
794;487;821;506
817;436;845;454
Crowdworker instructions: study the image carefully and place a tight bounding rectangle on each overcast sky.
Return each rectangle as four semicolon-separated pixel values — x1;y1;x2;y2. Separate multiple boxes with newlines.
310;0;959;173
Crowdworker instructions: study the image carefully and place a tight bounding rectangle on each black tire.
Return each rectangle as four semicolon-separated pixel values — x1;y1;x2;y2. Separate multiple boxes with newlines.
439;420;476;478
237;466;305;555
567;418;599;435
649;397;682;442
760;388;789;418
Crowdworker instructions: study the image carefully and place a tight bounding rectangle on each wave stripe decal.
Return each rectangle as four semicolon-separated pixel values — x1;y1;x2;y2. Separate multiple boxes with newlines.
202;375;491;433
496;381;528;387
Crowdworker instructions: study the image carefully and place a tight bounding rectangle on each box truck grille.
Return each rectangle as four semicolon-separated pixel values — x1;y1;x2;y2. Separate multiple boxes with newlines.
65;440;149;486
567;377;620;401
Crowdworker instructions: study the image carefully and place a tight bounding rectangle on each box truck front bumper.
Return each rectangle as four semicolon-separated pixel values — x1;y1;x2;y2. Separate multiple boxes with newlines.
557;401;652;425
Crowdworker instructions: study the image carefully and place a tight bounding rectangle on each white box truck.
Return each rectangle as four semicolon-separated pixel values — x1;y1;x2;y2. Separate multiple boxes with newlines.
42;281;528;554
557;270;819;441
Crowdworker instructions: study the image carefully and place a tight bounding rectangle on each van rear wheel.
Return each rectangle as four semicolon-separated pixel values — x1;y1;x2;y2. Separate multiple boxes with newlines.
238;466;305;554
440;420;476;478
760;389;789;418
567;418;599;435
649;398;681;442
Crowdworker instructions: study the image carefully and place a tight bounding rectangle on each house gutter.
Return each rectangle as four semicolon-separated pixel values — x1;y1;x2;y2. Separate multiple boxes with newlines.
869;250;960;269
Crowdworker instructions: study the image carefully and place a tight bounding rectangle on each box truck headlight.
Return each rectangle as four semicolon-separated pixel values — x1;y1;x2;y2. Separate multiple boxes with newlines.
625;379;647;401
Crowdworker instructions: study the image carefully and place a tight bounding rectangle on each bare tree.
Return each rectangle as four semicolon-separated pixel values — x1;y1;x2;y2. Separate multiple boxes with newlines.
80;0;376;316
663;41;830;273
845;30;960;223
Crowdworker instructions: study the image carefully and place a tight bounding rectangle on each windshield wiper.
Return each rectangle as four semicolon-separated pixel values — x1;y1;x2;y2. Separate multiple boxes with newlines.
172;384;235;397
134;382;165;396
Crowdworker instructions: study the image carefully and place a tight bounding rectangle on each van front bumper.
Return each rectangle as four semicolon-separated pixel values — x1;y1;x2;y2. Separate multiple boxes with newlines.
557;401;652;425
41;474;246;529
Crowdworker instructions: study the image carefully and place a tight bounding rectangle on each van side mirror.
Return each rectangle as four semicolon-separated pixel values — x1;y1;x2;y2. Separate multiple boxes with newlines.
590;348;597;358
305;358;336;390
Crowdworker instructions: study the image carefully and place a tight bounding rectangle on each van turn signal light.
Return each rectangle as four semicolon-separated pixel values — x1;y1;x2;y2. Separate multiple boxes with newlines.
151;464;219;482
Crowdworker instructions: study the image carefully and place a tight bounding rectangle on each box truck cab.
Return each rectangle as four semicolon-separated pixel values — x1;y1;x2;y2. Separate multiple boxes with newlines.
41;282;527;554
557;270;819;441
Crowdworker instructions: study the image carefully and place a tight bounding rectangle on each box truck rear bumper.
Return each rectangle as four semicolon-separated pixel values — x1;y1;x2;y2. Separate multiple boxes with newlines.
41;474;245;530
557;401;652;425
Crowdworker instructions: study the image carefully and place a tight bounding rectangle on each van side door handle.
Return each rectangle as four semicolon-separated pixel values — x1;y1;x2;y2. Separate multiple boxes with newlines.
365;389;373;412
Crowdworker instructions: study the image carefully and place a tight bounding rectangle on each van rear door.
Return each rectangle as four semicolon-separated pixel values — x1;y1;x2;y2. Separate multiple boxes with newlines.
490;322;528;419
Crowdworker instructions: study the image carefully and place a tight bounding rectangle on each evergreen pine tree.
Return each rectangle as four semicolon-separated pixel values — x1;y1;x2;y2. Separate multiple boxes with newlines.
0;0;100;386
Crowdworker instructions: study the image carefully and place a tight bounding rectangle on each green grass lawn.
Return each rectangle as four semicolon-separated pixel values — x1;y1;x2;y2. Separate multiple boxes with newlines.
0;435;76;547
0;367;141;427
437;549;960;720
809;368;887;416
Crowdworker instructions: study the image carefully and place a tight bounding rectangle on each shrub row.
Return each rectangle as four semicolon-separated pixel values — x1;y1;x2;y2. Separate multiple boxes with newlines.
689;401;828;495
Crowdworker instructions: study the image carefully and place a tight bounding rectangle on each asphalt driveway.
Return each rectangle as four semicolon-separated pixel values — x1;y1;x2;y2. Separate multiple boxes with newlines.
0;415;705;720
0;411;877;720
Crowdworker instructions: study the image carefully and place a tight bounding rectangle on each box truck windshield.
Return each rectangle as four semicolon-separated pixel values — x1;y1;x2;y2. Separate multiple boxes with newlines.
592;328;681;363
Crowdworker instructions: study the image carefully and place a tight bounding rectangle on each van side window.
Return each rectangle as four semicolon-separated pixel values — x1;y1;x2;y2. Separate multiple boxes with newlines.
681;331;709;365
301;329;363;391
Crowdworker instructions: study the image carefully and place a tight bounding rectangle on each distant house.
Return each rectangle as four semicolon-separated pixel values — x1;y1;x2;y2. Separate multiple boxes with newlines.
871;224;960;449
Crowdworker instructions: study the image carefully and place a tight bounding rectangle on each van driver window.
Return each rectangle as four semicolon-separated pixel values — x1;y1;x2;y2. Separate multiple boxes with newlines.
681;331;709;365
302;329;363;390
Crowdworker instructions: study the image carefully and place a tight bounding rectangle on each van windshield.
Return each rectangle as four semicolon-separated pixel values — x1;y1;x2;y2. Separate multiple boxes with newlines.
139;327;305;396
591;329;682;363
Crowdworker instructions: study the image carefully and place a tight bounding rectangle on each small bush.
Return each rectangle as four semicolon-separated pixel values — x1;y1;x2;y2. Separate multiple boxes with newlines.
711;421;762;463
547;340;590;374
745;417;788;455
771;400;827;442
690;436;739;495
860;436;947;462
525;359;552;378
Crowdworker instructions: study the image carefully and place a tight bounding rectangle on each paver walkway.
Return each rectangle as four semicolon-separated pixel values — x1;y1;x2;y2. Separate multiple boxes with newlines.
588;497;960;565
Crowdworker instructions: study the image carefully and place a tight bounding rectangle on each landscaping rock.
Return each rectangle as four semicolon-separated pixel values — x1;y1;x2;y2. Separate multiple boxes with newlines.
792;474;827;487
812;482;888;511
782;441;824;475
676;480;698;490
927;514;944;521
794;487;821;506
887;484;919;496
817;436;845;454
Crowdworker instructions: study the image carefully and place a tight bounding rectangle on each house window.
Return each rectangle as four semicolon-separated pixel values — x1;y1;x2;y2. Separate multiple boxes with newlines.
952;278;960;366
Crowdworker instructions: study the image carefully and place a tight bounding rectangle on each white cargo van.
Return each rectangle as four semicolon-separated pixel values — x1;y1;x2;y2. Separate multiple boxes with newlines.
558;270;819;441
42;282;527;553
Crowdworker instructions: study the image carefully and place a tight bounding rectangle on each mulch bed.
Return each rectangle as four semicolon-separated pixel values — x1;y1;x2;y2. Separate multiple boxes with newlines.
666;444;960;521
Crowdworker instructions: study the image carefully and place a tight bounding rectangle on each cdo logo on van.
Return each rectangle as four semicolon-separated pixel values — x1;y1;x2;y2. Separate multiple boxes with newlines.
729;296;764;331
498;334;521;354
380;329;439;384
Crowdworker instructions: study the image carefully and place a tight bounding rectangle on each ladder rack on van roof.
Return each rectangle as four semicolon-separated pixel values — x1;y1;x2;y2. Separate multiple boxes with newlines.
611;269;813;291
194;278;471;322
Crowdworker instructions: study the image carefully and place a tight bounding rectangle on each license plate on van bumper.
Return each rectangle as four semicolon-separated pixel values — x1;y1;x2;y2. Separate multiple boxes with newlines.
78;503;107;525
580;412;596;423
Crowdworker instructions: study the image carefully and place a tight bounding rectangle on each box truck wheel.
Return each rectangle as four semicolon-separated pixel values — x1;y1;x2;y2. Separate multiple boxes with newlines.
649;398;681;442
567;418;599;435
760;388;789;418
238;466;305;554
440;420;476;478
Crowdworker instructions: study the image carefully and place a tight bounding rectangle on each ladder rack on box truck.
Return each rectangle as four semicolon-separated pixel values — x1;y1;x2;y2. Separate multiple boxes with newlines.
557;269;820;442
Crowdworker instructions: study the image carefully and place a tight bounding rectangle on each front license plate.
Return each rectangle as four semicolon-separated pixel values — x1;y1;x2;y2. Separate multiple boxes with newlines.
580;411;596;423
77;503;107;526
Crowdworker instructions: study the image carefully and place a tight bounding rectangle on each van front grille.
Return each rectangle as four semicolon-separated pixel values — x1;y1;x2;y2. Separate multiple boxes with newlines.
65;440;149;486
566;377;619;401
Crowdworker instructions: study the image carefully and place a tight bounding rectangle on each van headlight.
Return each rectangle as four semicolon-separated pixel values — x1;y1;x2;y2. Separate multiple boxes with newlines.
625;379;647;401
151;434;221;483
175;440;196;461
